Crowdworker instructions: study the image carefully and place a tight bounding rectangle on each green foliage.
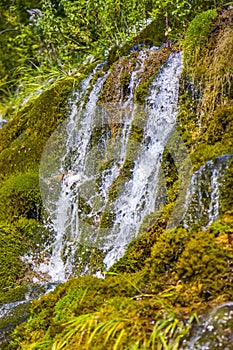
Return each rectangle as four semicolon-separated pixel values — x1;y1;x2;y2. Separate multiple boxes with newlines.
0;1;42;99
0;0;227;104
183;9;218;70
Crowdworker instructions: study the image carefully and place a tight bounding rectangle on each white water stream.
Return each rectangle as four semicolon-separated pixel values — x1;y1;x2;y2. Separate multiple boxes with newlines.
183;155;232;229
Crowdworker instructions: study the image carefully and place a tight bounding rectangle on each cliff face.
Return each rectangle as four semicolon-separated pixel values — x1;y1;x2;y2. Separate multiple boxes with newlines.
0;6;233;350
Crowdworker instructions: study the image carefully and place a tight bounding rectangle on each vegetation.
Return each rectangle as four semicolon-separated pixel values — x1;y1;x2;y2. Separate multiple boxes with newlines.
0;0;228;106
8;214;233;349
0;1;233;349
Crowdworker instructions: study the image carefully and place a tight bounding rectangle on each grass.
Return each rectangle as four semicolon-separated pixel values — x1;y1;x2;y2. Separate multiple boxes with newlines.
27;294;198;350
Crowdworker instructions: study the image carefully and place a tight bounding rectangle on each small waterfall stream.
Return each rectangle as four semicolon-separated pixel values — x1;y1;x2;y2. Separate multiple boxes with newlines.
103;53;183;267
183;155;233;229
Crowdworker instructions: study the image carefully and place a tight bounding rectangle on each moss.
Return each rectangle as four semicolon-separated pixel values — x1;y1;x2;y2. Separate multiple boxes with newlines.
149;228;189;279
99;209;115;230
0;171;42;222
176;229;232;296
73;244;105;276
0;285;28;307
0;222;26;289
142;216;233;305
99;54;138;103
10;275;190;350
221;159;233;214
8;212;233;348
177;8;233;173
183;9;218;72
0;301;31;350
0;218;48;289
110;203;175;274
205;105;233;145
190;144;233;171
161;150;179;201
100;47;172;104
2;6;233;349
107;16;167;66
0;77;76;182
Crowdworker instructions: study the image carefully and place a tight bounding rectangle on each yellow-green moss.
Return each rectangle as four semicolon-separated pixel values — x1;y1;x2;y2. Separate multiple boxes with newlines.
183;9;218;72
178;7;233;172
9;214;233;349
0;77;76;182
0;171;41;222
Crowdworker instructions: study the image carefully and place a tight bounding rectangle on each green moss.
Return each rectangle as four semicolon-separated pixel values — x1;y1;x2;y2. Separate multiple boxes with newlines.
110;203;175;274
0;301;31;350
99;209;115;230
0;285;28;307
221;159;233;213
205;105;233;145
177;8;233;171
149;228;189;278
0;222;26;289
0;218;48;289
10;275;192;350
73;244;105;276
0;77;76;182
9;212;233;349
101;47;172;104
176;229;232;295
183;9;218;71
190;144;233;170
107;17;166;66
0;171;41;222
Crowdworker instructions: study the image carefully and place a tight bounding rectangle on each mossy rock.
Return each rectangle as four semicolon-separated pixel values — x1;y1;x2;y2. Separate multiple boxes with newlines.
0;77;76;182
0;222;27;289
205;105;233;145
221;159;233;213
183;9;218;72
0;218;48;289
0;172;41;222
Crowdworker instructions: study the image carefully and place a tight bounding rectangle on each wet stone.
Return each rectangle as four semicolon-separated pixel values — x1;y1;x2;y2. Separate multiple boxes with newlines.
183;302;233;349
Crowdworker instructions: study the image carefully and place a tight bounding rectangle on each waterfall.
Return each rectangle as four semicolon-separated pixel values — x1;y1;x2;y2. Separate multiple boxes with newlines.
183;155;232;230
38;51;183;282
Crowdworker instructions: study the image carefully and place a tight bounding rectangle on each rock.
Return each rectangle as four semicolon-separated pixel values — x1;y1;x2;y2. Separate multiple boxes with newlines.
183;302;233;349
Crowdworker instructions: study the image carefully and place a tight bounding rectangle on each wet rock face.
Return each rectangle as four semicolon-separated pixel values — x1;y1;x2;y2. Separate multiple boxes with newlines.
183;302;233;349
0;119;8;129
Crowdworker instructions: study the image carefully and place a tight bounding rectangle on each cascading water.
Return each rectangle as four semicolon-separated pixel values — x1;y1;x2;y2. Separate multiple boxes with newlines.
103;52;183;267
38;51;183;282
183;154;233;229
